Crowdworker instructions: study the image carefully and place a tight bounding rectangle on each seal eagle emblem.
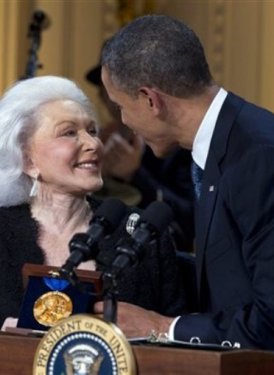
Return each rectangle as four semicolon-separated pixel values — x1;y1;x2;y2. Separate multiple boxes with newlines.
33;314;136;375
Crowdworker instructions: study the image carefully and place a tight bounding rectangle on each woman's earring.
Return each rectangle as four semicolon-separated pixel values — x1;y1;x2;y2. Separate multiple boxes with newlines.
29;175;39;197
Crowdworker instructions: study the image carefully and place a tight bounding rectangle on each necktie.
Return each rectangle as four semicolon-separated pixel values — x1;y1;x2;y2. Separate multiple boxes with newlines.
191;161;203;199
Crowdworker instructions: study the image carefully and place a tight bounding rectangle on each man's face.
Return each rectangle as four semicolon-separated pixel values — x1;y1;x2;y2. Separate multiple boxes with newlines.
101;67;178;157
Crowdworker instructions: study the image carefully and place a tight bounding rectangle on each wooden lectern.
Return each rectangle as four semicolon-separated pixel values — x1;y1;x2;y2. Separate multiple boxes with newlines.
2;264;274;374
0;332;274;374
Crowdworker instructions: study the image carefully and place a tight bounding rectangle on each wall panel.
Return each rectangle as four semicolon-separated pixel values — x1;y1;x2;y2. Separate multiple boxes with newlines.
1;0;274;112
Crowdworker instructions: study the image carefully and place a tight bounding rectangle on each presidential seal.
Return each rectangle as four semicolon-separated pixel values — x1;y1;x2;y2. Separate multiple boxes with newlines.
33;314;136;374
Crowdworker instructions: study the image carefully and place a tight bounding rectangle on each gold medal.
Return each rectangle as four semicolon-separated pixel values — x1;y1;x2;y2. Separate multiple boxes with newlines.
33;291;73;327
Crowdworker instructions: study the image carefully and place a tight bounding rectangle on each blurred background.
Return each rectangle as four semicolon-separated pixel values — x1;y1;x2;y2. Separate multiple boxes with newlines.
1;0;274;124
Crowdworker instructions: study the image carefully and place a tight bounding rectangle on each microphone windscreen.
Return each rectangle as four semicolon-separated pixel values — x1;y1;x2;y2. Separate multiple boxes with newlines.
91;198;126;229
139;201;173;233
32;10;51;29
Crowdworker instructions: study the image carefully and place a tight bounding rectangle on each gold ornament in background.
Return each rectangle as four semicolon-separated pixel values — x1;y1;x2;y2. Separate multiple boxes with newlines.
117;0;135;27
116;0;155;27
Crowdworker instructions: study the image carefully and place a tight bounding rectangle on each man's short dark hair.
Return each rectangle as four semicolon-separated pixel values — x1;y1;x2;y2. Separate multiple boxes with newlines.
101;15;213;98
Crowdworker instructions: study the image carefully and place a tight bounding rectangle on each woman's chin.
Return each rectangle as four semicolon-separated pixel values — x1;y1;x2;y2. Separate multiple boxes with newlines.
88;179;104;193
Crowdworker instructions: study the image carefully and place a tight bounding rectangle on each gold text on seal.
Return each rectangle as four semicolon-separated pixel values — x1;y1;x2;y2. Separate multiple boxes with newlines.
33;291;73;327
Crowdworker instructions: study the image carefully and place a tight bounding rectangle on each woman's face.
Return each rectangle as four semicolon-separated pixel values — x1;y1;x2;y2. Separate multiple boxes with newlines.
25;99;104;196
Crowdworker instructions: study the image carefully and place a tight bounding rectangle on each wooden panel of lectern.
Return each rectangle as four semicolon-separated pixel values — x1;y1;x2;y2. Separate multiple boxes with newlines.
0;332;274;374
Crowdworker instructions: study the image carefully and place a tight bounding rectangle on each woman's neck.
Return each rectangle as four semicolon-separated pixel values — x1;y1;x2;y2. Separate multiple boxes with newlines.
30;190;92;234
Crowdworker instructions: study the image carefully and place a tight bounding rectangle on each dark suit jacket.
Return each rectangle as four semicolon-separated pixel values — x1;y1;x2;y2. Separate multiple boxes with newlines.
174;92;274;349
132;146;195;251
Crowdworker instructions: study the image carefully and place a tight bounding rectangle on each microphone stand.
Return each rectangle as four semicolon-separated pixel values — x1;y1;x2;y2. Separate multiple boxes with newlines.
21;10;50;79
102;270;118;323
101;241;139;324
59;232;119;324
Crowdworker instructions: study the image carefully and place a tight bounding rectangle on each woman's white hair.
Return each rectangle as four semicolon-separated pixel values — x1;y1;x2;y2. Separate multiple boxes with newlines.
0;75;97;207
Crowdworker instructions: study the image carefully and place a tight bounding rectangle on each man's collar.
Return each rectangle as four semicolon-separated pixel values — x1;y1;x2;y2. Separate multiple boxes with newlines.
192;88;228;169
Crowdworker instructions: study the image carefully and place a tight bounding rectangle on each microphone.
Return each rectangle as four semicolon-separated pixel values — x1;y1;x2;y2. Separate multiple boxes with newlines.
109;201;173;278
29;10;51;34
59;198;126;280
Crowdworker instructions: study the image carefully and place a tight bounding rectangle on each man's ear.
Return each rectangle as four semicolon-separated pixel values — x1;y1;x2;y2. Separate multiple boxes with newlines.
138;87;165;116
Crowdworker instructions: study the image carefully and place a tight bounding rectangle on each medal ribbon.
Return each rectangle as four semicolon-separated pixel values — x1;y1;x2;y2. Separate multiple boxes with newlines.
43;277;69;291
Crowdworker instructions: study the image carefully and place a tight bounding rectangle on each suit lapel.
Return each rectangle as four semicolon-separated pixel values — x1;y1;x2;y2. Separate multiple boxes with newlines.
195;92;245;298
195;151;219;297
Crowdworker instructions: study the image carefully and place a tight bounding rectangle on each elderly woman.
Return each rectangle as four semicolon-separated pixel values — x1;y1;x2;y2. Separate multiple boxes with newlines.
0;76;187;329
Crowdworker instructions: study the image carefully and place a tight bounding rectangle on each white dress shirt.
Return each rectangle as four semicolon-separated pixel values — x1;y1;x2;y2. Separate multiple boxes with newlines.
192;87;228;169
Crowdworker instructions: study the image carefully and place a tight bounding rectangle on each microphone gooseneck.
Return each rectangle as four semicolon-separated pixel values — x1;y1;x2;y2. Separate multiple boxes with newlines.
59;198;126;281
109;201;173;279
102;200;173;324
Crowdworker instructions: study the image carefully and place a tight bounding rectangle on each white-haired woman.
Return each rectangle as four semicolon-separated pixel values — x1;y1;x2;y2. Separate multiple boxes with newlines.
0;76;188;330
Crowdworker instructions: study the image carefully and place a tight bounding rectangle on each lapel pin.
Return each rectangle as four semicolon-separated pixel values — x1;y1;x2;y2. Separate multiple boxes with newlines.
209;185;215;192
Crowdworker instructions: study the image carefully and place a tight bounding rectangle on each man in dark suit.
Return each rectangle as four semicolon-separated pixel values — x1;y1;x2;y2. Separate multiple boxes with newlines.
94;14;274;349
